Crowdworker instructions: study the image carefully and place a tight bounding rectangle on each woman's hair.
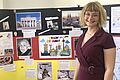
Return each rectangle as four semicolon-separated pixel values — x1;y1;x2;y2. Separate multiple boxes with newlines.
18;39;31;49
80;1;107;28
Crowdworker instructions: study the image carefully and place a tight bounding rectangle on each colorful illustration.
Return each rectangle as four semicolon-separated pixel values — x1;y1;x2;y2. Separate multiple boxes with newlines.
39;35;72;59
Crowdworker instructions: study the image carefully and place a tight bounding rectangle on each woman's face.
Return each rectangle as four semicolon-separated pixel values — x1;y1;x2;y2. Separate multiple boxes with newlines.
84;11;99;27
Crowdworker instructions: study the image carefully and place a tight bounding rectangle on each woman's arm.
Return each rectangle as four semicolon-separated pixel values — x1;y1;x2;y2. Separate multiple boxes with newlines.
104;48;116;80
73;58;80;80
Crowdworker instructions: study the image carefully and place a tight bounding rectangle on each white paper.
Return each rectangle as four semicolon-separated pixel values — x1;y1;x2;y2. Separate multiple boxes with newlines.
113;36;120;62
19;56;30;59
25;58;34;65
23;32;35;38
114;62;120;80
113;36;120;80
69;28;83;36
103;21;109;33
59;60;70;70
22;29;36;38
71;60;77;67
0;32;13;51
26;68;36;79
3;64;16;72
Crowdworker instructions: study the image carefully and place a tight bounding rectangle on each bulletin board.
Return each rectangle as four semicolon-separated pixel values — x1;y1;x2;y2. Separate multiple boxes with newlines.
0;4;120;80
0;7;81;80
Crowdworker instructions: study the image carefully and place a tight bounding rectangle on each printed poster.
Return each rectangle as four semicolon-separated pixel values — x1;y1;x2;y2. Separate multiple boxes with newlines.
0;32;14;66
39;35;72;59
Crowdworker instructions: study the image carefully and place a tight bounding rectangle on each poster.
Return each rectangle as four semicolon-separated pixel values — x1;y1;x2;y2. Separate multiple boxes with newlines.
0;32;14;66
37;62;52;80
39;35;72;59
62;10;81;29
16;12;42;30
111;6;120;33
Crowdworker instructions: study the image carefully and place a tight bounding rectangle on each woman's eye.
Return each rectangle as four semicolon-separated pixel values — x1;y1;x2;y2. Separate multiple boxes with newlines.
85;13;90;16
93;14;98;16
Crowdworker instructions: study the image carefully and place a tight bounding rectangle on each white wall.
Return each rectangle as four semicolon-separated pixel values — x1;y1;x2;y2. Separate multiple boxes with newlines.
53;0;120;7
3;0;55;9
0;0;3;9
2;0;120;9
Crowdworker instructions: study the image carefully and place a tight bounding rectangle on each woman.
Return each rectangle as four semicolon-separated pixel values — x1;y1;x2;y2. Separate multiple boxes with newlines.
74;1;116;80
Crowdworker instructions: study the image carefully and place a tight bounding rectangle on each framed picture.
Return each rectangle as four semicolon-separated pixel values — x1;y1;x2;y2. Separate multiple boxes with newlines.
62;10;81;29
45;16;59;30
39;35;72;59
37;62;52;80
111;6;120;33
16;37;32;57
16;12;42;30
13;36;40;60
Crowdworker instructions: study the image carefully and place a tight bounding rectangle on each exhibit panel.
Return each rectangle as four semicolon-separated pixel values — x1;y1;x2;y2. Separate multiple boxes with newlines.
0;4;120;80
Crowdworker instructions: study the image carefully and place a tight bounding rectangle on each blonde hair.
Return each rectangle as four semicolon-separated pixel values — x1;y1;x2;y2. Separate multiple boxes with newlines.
80;1;107;28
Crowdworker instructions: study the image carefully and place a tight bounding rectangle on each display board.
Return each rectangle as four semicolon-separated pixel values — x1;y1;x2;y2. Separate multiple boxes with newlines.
0;4;120;80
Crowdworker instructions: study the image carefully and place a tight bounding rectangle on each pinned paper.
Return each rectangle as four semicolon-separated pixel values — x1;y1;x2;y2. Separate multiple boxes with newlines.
25;58;34;65
59;60;70;70
4;64;16;72
22;29;36;38
26;68;36;79
69;28;83;36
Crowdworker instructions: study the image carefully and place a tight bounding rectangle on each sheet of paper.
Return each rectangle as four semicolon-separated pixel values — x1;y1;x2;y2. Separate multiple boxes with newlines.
26;68;36;79
113;36;120;62
3;64;16;72
69;28;83;36
19;56;30;59
114;62;120;80
59;60;70;70
113;36;120;80
25;58;34;65
71;59;77;68
22;29;36;38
